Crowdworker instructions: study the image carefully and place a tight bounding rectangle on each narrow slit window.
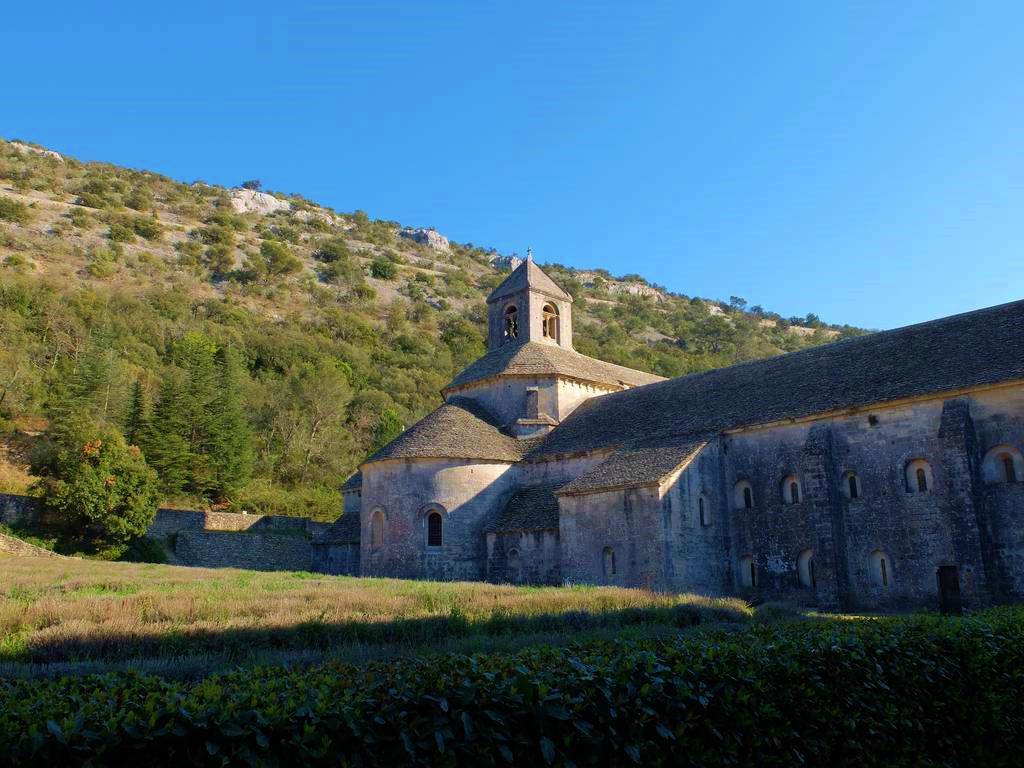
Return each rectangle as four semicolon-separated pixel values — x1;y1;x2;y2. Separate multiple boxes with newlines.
427;512;443;547
1003;454;1017;483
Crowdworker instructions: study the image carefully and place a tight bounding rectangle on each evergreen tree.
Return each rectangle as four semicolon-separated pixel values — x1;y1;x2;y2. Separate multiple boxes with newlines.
140;371;190;495
174;333;219;494
124;379;147;446
208;346;254;499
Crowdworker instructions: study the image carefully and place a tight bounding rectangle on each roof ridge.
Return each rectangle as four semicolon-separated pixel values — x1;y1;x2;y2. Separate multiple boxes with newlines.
584;297;1024;407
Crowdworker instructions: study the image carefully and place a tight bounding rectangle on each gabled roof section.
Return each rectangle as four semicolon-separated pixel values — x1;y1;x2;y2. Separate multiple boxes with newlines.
557;437;709;496
444;340;664;393
486;485;562;532
532;298;1024;459
364;397;535;464
487;259;572;303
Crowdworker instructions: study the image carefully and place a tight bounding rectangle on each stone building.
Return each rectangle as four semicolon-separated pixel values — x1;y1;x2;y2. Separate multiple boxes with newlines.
334;257;1024;612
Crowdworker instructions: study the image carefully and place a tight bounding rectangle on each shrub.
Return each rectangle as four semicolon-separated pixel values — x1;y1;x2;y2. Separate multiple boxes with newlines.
107;223;134;243
370;256;397;280
67;207;91;228
35;424;159;545
130;215;162;241
313;236;350;263
260;239;302;276
86;247;118;278
1;610;1024;765
0;196;31;223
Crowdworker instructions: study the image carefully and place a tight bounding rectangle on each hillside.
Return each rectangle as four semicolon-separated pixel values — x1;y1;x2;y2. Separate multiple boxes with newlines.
0;138;866;518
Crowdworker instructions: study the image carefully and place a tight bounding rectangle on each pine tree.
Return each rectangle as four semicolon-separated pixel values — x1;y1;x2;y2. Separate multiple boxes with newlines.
124;379;147;446
174;333;219;494
208;346;254;499
140;371;191;495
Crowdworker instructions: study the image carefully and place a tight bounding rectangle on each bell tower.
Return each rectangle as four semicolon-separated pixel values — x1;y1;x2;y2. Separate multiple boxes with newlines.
486;251;573;351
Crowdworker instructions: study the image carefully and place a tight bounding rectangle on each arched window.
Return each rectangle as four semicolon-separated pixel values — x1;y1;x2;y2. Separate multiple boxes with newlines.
542;303;559;341
370;508;385;549
842;471;861;500
603;546;616;577
426;511;443;548
734;480;753;510
503;304;519;341
781;474;802;505
982;445;1024;484
797;549;816;588
698;493;711;527
738;555;756;588
905;459;933;494
869;550;892;588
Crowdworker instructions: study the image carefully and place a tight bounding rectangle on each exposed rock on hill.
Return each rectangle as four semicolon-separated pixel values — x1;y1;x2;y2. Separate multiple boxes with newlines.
489;254;524;272
399;227;450;251
230;188;290;215
9;142;63;162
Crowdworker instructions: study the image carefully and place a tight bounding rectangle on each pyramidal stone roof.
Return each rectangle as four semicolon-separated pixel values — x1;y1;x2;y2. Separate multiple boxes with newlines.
365;397;539;464
444;340;665;393
530;298;1024;462
487;258;573;303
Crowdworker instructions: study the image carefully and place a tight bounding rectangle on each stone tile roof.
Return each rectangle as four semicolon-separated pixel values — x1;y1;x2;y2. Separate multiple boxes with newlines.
487;259;572;303
315;512;361;544
558;437;709;495
444;340;665;393
341;470;362;491
486;485;561;532
532;298;1024;461
365;397;537;464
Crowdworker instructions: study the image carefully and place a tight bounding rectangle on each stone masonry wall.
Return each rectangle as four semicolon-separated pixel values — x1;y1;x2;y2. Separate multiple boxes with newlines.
174;530;312;571
486;529;560;584
310;542;360;575
0;532;64;558
0;493;41;526
361;457;517;581
715;385;1024;612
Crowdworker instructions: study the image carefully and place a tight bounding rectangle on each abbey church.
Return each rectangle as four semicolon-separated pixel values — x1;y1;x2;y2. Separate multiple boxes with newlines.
314;258;1024;612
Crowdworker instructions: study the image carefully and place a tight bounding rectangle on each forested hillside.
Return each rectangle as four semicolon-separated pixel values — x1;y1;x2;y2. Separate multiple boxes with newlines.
0;139;865;518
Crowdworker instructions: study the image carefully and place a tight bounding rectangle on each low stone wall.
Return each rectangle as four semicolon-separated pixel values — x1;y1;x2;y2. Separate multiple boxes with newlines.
0;493;337;573
0;532;63;558
174;530;312;572
147;508;331;541
0;493;41;526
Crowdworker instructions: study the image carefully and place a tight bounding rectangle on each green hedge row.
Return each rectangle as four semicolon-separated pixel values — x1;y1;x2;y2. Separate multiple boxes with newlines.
2;609;1023;766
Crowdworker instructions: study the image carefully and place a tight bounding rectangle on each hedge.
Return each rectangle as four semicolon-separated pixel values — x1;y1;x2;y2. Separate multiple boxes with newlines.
2;609;1023;766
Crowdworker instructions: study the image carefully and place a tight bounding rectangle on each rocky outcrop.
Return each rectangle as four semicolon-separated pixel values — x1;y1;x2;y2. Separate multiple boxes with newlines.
229;188;290;215
399;228;450;251
7;141;63;162
489;254;523;272
578;271;666;302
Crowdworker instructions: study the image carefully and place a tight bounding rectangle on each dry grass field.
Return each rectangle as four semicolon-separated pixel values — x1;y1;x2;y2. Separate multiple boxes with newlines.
0;554;749;677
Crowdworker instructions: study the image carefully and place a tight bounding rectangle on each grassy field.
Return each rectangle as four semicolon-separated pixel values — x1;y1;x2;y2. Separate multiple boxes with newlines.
0;554;750;677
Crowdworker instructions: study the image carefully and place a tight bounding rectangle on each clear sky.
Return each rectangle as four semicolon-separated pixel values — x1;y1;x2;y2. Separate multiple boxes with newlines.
6;2;1023;329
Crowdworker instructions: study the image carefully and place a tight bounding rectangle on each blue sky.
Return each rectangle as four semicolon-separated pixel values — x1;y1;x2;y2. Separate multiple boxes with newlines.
6;2;1023;329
